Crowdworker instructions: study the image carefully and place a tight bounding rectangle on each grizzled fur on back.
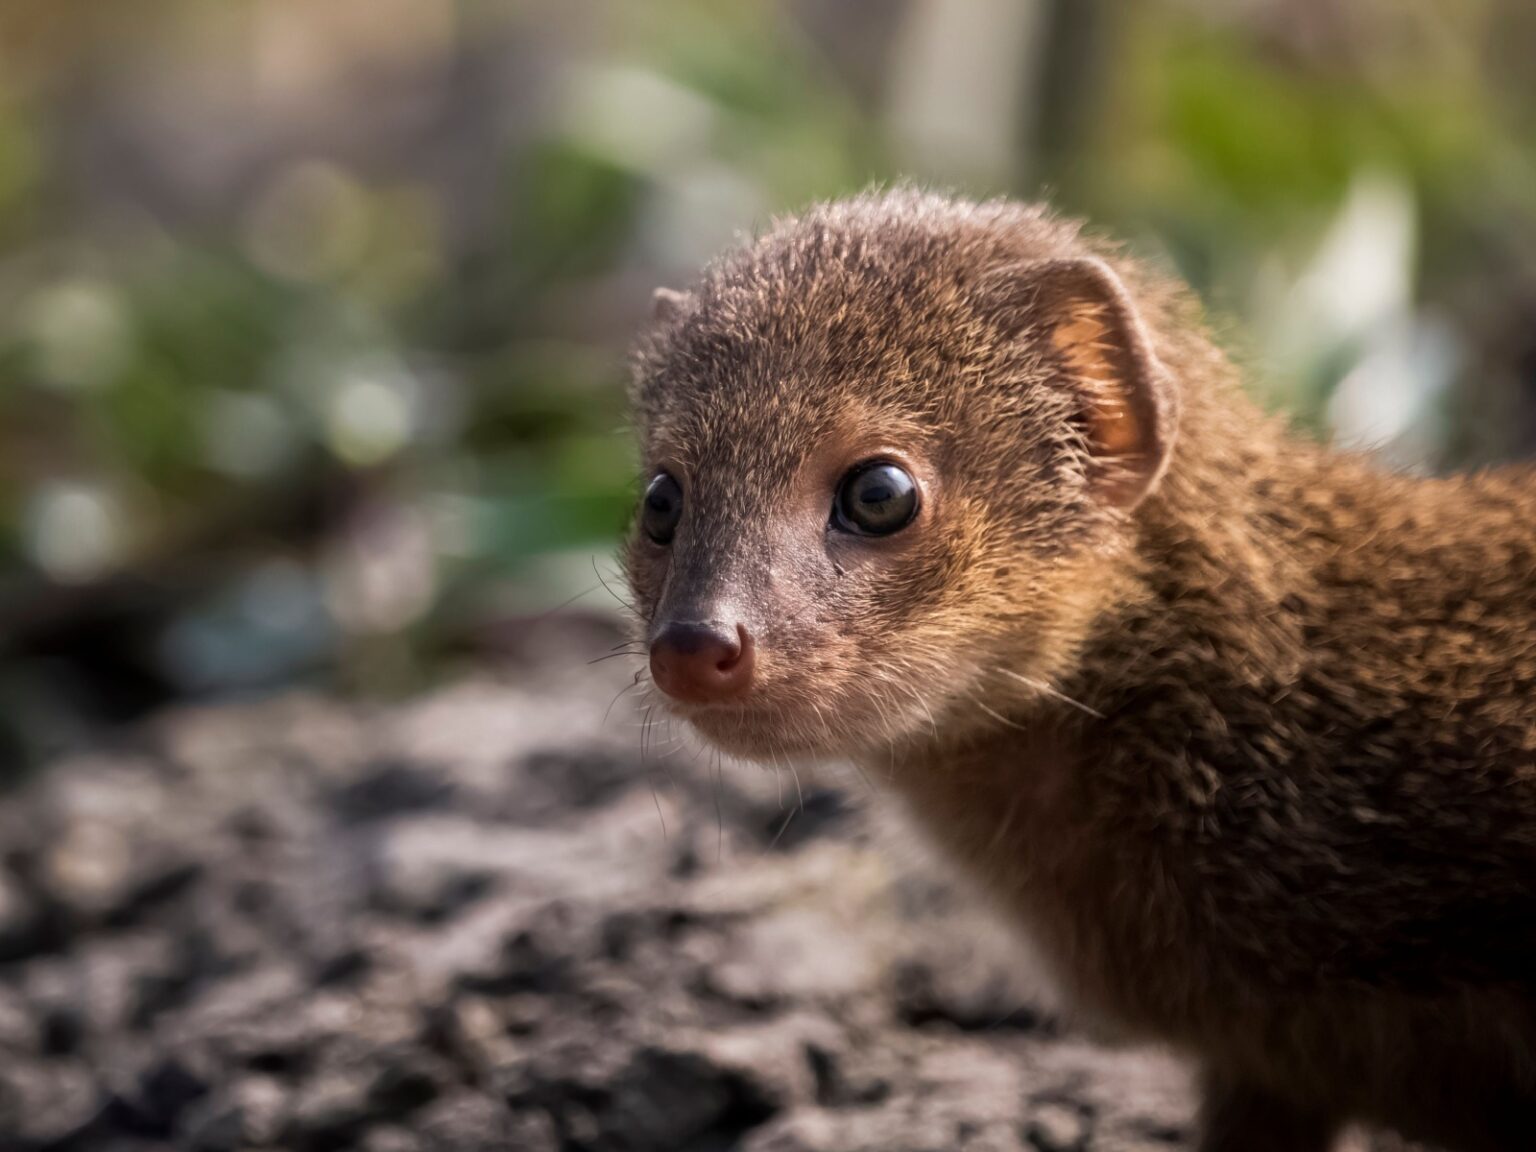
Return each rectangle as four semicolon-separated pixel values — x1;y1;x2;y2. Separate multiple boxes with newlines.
625;189;1536;1152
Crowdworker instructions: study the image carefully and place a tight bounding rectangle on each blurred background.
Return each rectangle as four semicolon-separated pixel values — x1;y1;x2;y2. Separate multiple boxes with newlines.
2;0;1535;771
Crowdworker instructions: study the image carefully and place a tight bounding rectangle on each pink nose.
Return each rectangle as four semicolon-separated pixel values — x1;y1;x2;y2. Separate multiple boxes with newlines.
649;622;754;704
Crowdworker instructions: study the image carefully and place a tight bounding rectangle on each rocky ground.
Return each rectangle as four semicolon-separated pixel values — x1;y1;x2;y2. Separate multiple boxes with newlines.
0;626;1419;1151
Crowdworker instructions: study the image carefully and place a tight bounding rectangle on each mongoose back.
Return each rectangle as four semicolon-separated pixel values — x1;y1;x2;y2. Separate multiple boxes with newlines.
623;189;1536;1152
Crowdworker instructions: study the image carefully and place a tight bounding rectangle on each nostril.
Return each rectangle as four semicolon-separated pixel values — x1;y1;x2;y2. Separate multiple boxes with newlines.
715;626;751;672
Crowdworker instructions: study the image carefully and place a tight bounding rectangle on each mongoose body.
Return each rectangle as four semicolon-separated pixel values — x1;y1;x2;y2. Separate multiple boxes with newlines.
623;190;1536;1151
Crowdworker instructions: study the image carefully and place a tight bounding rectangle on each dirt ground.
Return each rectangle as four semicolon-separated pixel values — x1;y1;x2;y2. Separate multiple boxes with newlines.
0;629;1423;1151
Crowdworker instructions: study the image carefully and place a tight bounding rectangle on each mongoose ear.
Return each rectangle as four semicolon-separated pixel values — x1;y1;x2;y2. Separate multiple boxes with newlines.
1024;258;1178;510
651;287;693;323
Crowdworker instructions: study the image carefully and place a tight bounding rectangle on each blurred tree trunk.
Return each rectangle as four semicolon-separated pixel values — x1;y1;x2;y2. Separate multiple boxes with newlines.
1028;0;1111;199
883;0;1046;187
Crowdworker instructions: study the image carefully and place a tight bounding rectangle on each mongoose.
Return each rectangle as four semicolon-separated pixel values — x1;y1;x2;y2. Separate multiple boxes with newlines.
622;189;1536;1152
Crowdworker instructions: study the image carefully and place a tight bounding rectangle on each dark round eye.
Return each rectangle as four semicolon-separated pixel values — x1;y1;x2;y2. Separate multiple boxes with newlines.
833;461;919;537
641;472;683;544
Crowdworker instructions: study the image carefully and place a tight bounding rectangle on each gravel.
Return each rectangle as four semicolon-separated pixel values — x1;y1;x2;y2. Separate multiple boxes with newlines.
0;636;1421;1151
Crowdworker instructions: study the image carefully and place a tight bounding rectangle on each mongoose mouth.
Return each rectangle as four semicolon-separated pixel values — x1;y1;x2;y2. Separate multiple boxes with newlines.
671;701;833;760
654;666;934;762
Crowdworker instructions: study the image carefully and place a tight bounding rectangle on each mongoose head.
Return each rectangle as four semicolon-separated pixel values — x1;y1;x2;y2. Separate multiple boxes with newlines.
624;191;1179;760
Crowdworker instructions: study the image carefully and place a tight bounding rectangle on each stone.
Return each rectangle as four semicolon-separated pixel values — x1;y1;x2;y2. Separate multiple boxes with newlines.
1025;1102;1090;1151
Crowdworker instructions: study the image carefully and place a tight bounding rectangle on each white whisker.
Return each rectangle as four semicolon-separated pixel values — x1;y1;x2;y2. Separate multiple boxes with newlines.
997;667;1104;719
970;694;1030;731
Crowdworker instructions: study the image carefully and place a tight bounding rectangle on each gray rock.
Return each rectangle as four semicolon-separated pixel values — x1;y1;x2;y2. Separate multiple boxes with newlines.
1025;1102;1090;1151
0;1059;104;1147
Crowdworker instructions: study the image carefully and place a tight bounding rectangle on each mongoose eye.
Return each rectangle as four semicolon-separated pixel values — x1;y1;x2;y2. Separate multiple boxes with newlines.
833;461;919;537
641;472;683;544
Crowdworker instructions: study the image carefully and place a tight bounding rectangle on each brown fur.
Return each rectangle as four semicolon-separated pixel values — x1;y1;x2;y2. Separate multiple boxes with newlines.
623;189;1536;1151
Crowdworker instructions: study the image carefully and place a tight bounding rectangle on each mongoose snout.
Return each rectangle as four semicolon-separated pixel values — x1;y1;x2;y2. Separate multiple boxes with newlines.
642;454;923;708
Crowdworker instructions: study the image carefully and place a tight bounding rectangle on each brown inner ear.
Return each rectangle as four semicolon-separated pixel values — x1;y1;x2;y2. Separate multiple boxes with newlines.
1035;264;1173;511
1051;303;1150;468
